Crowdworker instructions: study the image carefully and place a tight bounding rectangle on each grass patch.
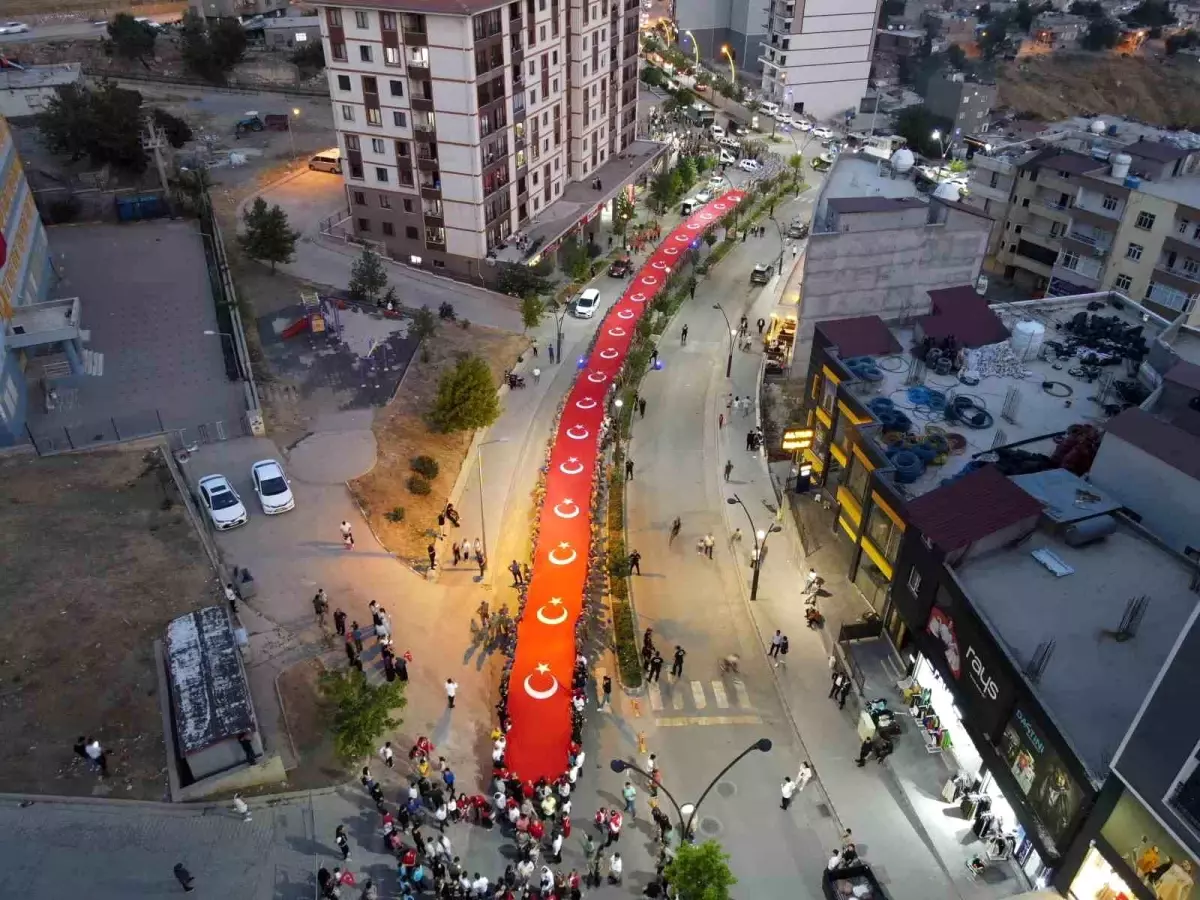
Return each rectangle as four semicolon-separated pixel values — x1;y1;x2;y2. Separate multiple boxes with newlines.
606;445;643;688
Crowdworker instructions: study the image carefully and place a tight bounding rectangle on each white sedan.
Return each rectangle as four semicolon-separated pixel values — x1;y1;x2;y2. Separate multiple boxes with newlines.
251;459;295;514
738;158;761;173
198;474;249;531
710;124;726;139
794;118;812;132
0;22;30;34
573;287;601;318
812;126;834;140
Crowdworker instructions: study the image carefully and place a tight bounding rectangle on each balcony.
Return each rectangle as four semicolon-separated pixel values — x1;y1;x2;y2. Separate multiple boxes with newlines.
1061;227;1111;257
968;180;1009;204
1073;190;1124;222
419;180;442;199
403;28;428;46
1146;280;1199;313
1153;259;1200;294
1053;251;1102;287
417;154;439;172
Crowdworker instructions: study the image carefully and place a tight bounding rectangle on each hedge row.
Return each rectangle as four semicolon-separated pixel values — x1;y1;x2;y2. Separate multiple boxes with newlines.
607;446;643;688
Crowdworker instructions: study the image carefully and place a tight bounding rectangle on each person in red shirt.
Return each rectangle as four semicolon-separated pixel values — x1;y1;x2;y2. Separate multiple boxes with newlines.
529;819;546;841
522;779;536;800
594;807;609;830
606;810;623;846
561;814;572;838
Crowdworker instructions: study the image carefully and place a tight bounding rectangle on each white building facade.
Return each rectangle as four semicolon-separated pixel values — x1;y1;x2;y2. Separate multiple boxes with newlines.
758;0;880;122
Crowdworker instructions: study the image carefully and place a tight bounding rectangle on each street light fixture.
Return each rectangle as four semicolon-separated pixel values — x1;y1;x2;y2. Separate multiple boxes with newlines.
720;45;736;85
727;494;782;603
551;299;570;364
286;107;300;162
476;437;510;587
683;30;700;66
609;738;771;841
711;303;734;378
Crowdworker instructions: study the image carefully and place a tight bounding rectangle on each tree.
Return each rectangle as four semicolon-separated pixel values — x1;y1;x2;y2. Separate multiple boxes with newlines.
179;10;246;82
319;668;406;763
640;65;666;88
1081;17;1121;49
291;40;325;72
703;231;718;248
894;105;949;157
1069;0;1105;18
210;17;249;69
429;354;500;432
561;236;591;280
520;293;545;332
1014;0;1035;32
674;87;696;108
107;13;156;63
239;196;299;273
676;157;697;191
152;108;193;147
787;153;804;188
976;2;993;21
650;169;677;212
612;191;637;238
946;43;968;69
411;304;438;344
348;247;389;303
978;12;1012;58
39;80;147;171
497;262;551;297
1166;28;1200;54
1123;0;1175;27
664;840;737;900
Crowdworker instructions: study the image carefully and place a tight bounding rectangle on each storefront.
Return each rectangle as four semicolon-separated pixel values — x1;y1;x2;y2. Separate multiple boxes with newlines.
1071;847;1141;900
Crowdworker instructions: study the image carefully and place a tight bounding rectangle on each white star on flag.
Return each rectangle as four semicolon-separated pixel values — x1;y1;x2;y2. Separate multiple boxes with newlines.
567;457;578;463
536;663;551;674
563;498;574;505
549;598;563;607
558;541;571;549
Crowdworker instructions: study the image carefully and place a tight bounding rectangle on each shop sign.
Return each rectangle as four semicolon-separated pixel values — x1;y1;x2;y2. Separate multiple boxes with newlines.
924;600;1013;738
999;706;1085;848
781;427;814;451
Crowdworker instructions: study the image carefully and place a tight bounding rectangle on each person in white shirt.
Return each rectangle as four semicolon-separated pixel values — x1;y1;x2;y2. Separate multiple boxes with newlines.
445;678;458;708
781;776;797;810
232;794;251;822
551;831;564;862
516;859;535;885
796;761;814;791
379;742;395;768
608;852;624;884
471;873;489;896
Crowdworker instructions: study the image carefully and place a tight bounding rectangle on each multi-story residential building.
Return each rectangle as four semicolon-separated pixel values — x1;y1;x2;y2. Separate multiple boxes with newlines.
785;149;990;374
792;287;1200;897
673;0;763;73
319;0;653;284
921;73;996;137
965;122;1200;325
758;0;882;121
190;0;289;21
1030;11;1088;47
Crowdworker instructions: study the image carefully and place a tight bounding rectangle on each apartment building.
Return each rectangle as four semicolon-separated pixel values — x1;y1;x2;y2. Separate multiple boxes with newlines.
318;0;644;283
758;0;881;121
967;134;1200;324
673;0;764;71
921;73;996;137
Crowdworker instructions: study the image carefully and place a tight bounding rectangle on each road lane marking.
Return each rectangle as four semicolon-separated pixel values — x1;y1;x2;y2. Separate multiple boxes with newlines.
671;687;685;711
647;684;662;711
733;681;752;709
655;714;763;727
711;681;729;709
690;681;707;709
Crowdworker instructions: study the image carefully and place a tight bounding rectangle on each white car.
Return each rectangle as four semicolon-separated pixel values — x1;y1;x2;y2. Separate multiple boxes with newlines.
573;287;601;318
738;158;761;173
707;175;726;191
693;189;713;203
710;124;725;139
719;136;740;150
812;126;834;140
198;474;249;531
718;148;736;165
793;118;812;132
0;22;30;34
251;459;295;514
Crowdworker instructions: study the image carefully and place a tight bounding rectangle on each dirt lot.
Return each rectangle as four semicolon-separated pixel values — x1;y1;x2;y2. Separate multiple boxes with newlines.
0;0;182;18
0;447;218;800
998;54;1200;127
350;326;528;564
273;656;346;791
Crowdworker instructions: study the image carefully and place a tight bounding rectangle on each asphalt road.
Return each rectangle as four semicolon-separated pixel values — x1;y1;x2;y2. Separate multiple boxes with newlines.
0;14;177;44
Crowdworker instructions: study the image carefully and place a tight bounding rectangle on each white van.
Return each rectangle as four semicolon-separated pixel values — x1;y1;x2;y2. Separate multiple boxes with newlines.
760;101;779;118
680;197;700;216
718;148;736;165
308;148;342;174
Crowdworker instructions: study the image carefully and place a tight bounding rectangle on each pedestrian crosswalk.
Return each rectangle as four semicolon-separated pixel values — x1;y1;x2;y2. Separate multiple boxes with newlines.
645;678;762;726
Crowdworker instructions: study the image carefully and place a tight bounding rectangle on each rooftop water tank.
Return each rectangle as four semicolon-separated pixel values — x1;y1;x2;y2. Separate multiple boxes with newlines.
933;182;962;202
1010;319;1045;361
1111;153;1132;180
1090;119;1107;134
1064;514;1118;547
891;147;915;173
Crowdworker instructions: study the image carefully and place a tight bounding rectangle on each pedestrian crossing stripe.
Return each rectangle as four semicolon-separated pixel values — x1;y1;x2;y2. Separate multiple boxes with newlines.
712;682;729;709
734;681;752;709
646;680;753;715
655;714;762;727
690;682;707;710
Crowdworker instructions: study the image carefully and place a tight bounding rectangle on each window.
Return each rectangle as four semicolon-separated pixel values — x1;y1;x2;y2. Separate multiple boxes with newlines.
400;169;413;186
396;140;410;157
1185;257;1200;276
354;11;369;28
1135;211;1156;231
393;111;407;127
1179;218;1191;236
385;47;400;66
362;75;377;94
337;74;351;91
390;79;404;96
1102;193;1119;211
375;167;389;182
370;138;385;153
382;222;395;236
552;49;558;64
353;191;366;205
331;42;346;61
989;172;999;188
358;218;370;231
379;195;391;209
865;504;902;564
366;107;382;126
845;455;869;503
345;135;360;151
907;567;921;595
341;104;355;122
1114;272;1133;291
1050;222;1062;238
381;12;396;29
350;162;364;179
327;8;342;26
406;226;419;239
1126;242;1144;261
403;199;414;212
820;376;836;414
433;259;446;269
359;45;373;63
1060;250;1080;271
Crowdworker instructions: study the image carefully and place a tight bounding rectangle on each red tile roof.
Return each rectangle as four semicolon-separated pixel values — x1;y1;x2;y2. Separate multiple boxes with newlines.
917;286;1011;349
905;465;1044;553
1103;407;1200;482
815;315;903;358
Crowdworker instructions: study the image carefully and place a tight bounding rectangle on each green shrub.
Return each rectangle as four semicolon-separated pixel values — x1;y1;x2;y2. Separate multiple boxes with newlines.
606;448;642;688
410;455;440;479
406;475;431;495
385;506;406;523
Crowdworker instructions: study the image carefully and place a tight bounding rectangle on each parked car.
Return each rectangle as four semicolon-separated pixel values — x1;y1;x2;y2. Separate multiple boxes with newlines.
787;221;810;240
719;136;741;150
811;153;834;172
693;189;713;203
707;175;726;192
738;158;761;173
0;22;30;34
794;118;813;132
718;148;736;165
812;126;834;140
750;263;774;284
198;474;249;530
573;287;601;318
251;459;295;515
608;257;632;277
710;124;726;139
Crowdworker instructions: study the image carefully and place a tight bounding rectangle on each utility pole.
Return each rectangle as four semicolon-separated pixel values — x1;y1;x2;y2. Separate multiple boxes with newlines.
142;122;174;217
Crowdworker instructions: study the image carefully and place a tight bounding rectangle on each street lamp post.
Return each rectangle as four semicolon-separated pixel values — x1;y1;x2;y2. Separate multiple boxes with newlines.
613;397;624;458
203;328;245;379
930;129;955;181
727;494;782;603
720;45;736;85
684;30;700;66
711;304;734;378
286;107;300;162
476;437;510;588
610;738;772;841
551;301;570;364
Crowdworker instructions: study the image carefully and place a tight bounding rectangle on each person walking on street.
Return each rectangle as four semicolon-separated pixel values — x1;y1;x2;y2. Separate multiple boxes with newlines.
769;630;783;658
625;458;634;481
703;533;715;559
723;459;733;481
509;560;524;586
313;589;329;627
757;317;766;334
380;741;395;768
681;324;689;345
638;398;646;418
837;678;852;709
478;552;487;578
648;650;664;682
333;608;347;636
628;549;641;575
671;646;686;678
340;520;355;550
335;824;351;860
445;678;458;708
622;781;637;818
775;635;790;669
85;737;108;777
805;567;821;596
427;543;437;571
796;761;814;791
829;671;844;699
781;777;796;810
669;517;681;544
351;621;364;654
233;793;251;822
174;863;196;893
452;542;461;566
601;675;613;709
437;512;447;538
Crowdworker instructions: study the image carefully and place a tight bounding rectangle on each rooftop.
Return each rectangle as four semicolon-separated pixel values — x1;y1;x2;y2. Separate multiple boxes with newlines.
816;316;903;358
822;153;921;205
906;464;1043;553
321;0;506;12
957;491;1199;781
1105;406;1200;482
0;63;82;91
166;606;254;756
831;291;1197;498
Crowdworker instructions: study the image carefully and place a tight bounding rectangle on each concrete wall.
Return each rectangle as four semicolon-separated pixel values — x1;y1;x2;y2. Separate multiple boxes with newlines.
1099;189;1177;304
1088;433;1200;557
792;204;988;373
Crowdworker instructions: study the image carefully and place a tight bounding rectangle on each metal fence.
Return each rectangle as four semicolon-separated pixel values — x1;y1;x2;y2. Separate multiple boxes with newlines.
25;410;247;456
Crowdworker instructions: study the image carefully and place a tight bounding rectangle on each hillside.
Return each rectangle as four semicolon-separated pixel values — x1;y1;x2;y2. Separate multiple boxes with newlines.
997;53;1200;129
